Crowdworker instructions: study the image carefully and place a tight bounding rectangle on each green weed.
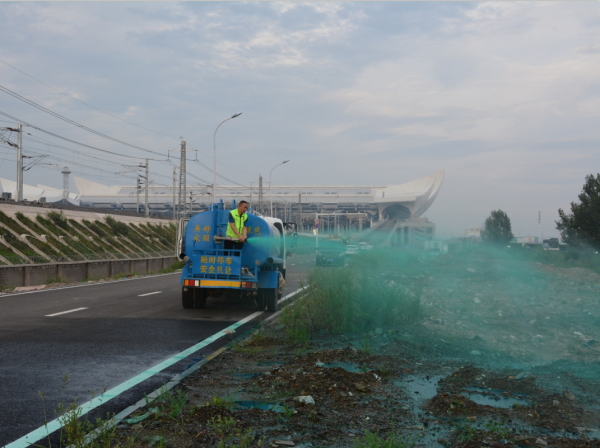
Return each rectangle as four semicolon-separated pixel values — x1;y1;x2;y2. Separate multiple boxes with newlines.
207;415;266;448
206;395;235;410
114;272;138;280
360;335;374;355
35;380;119;448
47;211;69;230
353;429;417;448
276;404;296;423
104;216;130;237
45;277;68;285
280;251;423;341
482;419;510;439
147;387;188;423
455;419;511;446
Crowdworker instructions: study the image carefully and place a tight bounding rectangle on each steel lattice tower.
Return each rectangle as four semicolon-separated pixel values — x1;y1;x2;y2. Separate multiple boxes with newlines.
61;166;71;204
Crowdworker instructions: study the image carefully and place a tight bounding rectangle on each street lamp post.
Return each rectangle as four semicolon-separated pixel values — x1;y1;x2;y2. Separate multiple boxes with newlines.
213;112;242;206
269;160;289;217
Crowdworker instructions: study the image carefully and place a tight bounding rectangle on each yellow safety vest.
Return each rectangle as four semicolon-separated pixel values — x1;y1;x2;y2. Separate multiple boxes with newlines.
226;209;248;240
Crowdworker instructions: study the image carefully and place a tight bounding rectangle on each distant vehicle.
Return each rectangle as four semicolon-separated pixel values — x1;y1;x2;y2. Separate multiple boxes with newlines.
358;242;372;251
345;244;359;255
543;237;560;250
316;238;346;266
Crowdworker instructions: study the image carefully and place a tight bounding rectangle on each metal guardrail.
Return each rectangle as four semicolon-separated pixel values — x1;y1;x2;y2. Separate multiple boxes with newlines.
0;250;174;265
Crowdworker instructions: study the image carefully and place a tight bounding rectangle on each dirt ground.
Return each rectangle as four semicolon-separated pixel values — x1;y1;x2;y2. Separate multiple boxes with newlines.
111;252;600;448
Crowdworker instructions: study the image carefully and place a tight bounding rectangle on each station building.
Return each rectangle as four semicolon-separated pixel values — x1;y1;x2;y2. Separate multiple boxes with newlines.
1;170;444;246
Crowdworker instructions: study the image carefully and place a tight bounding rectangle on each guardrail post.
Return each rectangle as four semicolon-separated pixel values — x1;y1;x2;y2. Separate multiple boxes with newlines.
109;260;114;278
146;258;150;274
129;259;133;274
57;263;63;280
85;262;90;280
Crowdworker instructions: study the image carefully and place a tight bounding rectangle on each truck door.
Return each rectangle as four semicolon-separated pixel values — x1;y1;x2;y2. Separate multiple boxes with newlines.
176;218;189;260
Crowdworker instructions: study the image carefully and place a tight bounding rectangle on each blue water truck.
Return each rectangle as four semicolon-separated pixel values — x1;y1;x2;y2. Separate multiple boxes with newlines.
176;200;287;311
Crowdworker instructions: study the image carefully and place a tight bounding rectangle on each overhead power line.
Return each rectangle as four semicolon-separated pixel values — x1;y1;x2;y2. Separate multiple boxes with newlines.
21;145;135;177
192;158;248;187
0;83;166;156
0;111;248;191
0;57;179;140
187;143;256;176
26;134;131;167
0;110;155;160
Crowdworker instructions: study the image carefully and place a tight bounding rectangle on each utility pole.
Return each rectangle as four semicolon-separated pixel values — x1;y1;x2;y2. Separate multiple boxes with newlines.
136;176;141;213
61;166;71;204
298;193;302;229
538;211;541;244
178;141;186;217
172;166;177;220
258;175;263;214
16;124;23;202
145;158;149;217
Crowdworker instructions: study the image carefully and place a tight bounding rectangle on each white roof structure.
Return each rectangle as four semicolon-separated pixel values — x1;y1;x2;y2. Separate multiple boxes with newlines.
372;170;444;219
0;178;80;205
2;170;444;219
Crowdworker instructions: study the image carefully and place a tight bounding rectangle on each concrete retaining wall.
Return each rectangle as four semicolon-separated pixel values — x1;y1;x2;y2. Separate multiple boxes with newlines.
0;256;177;289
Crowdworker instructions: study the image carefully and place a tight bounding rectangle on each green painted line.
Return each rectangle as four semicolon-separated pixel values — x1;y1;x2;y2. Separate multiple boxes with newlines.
4;310;263;448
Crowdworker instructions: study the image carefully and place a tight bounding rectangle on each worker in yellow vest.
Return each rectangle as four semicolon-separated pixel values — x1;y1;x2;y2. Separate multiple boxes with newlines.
225;200;248;253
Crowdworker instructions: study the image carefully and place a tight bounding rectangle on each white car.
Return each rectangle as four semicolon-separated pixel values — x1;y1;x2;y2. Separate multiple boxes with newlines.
345;245;359;255
358;242;369;251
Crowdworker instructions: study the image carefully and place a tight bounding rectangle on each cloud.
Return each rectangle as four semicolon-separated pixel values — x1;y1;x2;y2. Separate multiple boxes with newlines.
1;2;599;237
322;2;600;148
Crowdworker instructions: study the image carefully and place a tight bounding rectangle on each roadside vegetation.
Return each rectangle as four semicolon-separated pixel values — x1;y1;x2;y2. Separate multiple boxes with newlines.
0;210;176;264
28;243;600;448
281;251;424;343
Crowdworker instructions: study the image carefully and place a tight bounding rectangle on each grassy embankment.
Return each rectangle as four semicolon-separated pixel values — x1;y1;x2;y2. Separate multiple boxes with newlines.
0;210;180;281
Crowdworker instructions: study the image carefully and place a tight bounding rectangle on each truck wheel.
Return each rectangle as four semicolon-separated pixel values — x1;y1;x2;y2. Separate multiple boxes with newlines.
193;288;207;309
182;288;193;309
254;290;266;311
266;288;278;312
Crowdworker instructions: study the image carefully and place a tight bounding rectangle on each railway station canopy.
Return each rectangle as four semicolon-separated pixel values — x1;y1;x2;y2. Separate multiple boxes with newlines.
0;170;444;219
0;178;80;205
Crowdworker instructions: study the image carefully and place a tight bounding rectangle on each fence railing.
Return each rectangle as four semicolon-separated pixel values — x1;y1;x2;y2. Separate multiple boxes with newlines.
0;250;174;266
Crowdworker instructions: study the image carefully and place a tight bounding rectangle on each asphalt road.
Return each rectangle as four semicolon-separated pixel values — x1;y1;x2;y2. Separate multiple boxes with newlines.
0;253;315;447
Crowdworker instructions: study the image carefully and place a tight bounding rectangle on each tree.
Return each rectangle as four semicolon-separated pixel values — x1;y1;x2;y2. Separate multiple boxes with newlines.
481;210;513;244
556;174;600;249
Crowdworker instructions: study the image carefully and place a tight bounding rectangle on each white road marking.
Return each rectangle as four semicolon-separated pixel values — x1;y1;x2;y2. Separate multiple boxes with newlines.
0;272;181;298
138;291;162;297
45;307;88;317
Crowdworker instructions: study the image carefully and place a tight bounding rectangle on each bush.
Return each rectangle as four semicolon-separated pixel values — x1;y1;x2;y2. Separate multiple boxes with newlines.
104;216;130;237
281;250;423;342
47;211;69;230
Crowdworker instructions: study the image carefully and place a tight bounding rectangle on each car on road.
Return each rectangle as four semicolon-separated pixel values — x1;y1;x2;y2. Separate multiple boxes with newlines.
358;242;372;251
316;238;346;266
316;249;346;266
345;244;359;255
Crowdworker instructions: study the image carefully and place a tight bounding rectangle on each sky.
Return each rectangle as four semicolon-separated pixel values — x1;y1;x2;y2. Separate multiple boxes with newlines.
0;1;599;239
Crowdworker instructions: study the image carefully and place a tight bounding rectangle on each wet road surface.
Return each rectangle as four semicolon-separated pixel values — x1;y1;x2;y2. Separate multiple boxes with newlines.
0;253;315;447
